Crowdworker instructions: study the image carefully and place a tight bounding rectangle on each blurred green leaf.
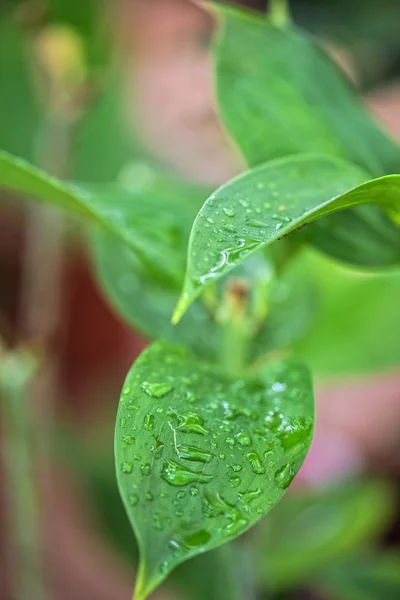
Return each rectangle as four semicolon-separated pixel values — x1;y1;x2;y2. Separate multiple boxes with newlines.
316;552;400;600
257;479;394;591
213;4;400;268
214;3;400;174
294;250;400;376
0;150;197;284
173;154;400;323
115;341;314;600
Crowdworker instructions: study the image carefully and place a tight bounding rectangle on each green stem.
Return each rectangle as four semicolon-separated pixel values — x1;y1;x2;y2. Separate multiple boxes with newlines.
218;280;251;376
0;349;47;600
269;0;291;27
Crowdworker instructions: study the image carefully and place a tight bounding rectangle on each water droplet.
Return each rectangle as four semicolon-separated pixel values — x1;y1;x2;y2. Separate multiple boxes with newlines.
223;207;235;218
226;437;235;447
176;413;209;435
183;530;211;548
223;223;237;233
133;454;141;461
129;494;138;506
144;413;155;431
206;217;214;224
245;218;268;229
231;464;242;472
121;462;133;474
211;441;218;450
120;418;127;429
156;407;164;414
152;437;164;458
224;514;248;537
175;443;214;463
153;513;163;531
190;486;199;497
236;432;251;446
185;391;195;403
219;453;226;460
230;476;241;488
272;382;286;392
159;561;169;574
176;491;185;499
239;199;249;208
141;462;151;476
161;459;213;486
122;386;131;395
145;492;153;501
203;490;236;517
141;381;173;399
122;435;135;444
246;452;265;475
264;202;271;209
238;488;262;505
275;464;294;489
168;539;182;556
256;182;265;190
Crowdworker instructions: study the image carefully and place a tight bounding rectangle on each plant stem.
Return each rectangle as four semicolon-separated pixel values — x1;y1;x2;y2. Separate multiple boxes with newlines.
218;279;251;376
269;0;291;27
0;347;46;600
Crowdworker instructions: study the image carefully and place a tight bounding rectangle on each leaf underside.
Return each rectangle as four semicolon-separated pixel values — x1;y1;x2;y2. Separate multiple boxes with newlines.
115;341;314;600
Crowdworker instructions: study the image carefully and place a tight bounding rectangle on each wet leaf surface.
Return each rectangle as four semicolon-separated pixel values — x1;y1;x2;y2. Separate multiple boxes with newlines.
115;341;314;599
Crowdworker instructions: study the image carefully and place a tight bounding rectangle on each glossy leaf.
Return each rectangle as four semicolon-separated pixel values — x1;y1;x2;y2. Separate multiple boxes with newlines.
213;3;400;266
115;341;314;600
257;479;394;591
213;3;400;175
173;154;400;322
316;553;400;600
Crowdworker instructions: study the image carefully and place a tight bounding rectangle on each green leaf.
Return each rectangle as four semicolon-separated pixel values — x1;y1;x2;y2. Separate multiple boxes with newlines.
316;553;400;600
257;479;394;591
212;4;400;267
173;154;400;322
213;3;400;175
0;150;200;285
115;341;314;600
294;250;400;376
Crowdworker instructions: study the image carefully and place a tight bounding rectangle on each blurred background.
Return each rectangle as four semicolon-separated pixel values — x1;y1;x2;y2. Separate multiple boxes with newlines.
0;1;400;599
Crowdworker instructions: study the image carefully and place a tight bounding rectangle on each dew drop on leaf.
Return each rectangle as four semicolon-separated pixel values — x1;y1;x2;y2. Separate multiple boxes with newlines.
141;381;173;399
275;463;295;489
121;462;133;474
161;459;213;486
246;452;266;475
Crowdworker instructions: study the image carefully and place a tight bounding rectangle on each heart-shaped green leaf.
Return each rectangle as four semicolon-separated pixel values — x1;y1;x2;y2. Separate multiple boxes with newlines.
173;154;400;322
213;3;400;175
115;341;314;600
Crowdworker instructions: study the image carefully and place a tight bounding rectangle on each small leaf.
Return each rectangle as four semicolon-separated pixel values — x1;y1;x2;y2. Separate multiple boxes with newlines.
115;341;314;600
173;154;400;322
